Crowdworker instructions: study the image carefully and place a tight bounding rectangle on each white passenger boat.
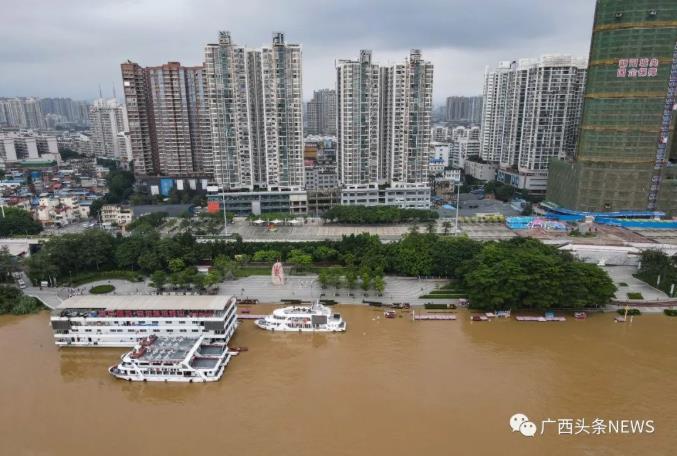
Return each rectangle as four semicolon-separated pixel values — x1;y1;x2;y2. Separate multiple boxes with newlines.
108;335;234;383
255;301;346;332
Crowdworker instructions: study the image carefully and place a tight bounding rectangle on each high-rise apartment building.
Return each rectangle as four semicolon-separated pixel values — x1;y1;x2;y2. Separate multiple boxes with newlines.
306;89;337;136
336;50;382;185
204;31;305;190
39;98;90;125
121;61;210;176
445;96;483;124
480;55;587;192
547;0;677;215
88;98;129;159
0;98;46;129
336;49;434;187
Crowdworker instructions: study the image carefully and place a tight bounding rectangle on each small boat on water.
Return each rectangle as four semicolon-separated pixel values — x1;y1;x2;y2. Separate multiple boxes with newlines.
384;311;397;319
574;312;587;320
471;315;489;321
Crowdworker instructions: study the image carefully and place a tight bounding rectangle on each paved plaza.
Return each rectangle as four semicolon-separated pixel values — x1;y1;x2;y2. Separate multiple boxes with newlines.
602;265;671;307
218;275;449;305
227;218;515;242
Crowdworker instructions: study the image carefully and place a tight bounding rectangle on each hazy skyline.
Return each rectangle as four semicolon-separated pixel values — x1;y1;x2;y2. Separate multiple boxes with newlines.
1;0;595;103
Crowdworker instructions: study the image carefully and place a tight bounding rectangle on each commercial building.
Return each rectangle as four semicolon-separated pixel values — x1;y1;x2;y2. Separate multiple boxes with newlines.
340;183;431;209
464;159;497;182
547;0;677;215
445;96;483;124
304;137;339;191
88;98;130;160
336;49;433;207
306;89;337;136
207;187;308;216
50;295;237;347
481;55;587;192
121;61;211;177
204;31;305;190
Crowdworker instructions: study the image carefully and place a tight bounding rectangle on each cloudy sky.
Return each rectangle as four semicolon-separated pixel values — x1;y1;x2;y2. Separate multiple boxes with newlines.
1;0;596;104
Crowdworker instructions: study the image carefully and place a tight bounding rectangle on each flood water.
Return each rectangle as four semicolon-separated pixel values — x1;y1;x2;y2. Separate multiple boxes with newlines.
1;306;676;456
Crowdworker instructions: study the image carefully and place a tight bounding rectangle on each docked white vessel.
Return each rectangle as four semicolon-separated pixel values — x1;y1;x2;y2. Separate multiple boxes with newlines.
108;335;234;383
50;295;237;347
255;301;346;332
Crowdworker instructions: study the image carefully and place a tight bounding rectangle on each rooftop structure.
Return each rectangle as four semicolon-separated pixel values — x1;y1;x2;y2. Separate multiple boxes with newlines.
55;294;234;311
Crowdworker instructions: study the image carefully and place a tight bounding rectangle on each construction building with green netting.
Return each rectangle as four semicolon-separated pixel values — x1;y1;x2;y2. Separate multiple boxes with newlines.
547;0;677;216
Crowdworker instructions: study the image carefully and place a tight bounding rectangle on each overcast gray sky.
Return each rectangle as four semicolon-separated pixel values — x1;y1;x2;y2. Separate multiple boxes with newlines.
0;0;595;103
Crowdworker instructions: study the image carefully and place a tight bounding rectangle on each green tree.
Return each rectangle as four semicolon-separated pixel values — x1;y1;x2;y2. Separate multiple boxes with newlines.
168;258;186;273
253;250;280;263
213;255;238;280
360;271;371;293
0;207;43;236
345;268;358;290
0;247;14;282
373;275;385;295
442;221;452;235
150;271;166;292
318;269;329;289
204;270;221;289
287;249;312;271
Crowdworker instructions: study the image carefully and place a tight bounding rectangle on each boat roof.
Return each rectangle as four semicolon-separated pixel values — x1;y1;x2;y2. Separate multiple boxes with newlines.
138;337;199;362
56;295;235;311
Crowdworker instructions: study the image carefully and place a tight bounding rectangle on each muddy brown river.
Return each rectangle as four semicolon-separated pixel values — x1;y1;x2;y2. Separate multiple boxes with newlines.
1;306;676;455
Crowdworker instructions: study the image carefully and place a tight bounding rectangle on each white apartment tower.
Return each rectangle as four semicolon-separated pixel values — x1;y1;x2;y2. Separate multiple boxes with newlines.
88;98;129;159
336;50;381;185
480;55;587;190
336;49;434;186
204;31;305;190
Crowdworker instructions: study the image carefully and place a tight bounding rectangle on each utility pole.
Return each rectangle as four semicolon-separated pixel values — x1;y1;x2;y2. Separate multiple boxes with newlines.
454;181;460;235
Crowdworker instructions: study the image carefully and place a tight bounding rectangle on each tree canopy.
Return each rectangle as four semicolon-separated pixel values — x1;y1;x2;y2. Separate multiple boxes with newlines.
323;205;438;224
24;225;615;309
462;238;616;310
0;207;43;237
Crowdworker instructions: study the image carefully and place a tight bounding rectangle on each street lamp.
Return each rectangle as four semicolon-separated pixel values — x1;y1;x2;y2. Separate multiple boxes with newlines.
454;180;460;235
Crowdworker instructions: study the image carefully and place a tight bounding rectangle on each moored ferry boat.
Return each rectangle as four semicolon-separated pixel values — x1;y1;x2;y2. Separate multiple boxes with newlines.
255;301;346;332
108;335;234;383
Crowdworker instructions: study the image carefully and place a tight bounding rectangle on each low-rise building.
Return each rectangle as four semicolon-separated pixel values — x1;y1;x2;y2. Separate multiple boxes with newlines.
340;183;431;209
464;160;497;182
0;131;60;165
496;168;549;193
207;188;308;216
35;194;87;226
100;204;133;227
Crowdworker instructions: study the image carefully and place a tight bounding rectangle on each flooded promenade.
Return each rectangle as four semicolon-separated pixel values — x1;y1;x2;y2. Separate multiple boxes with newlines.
1;306;676;455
